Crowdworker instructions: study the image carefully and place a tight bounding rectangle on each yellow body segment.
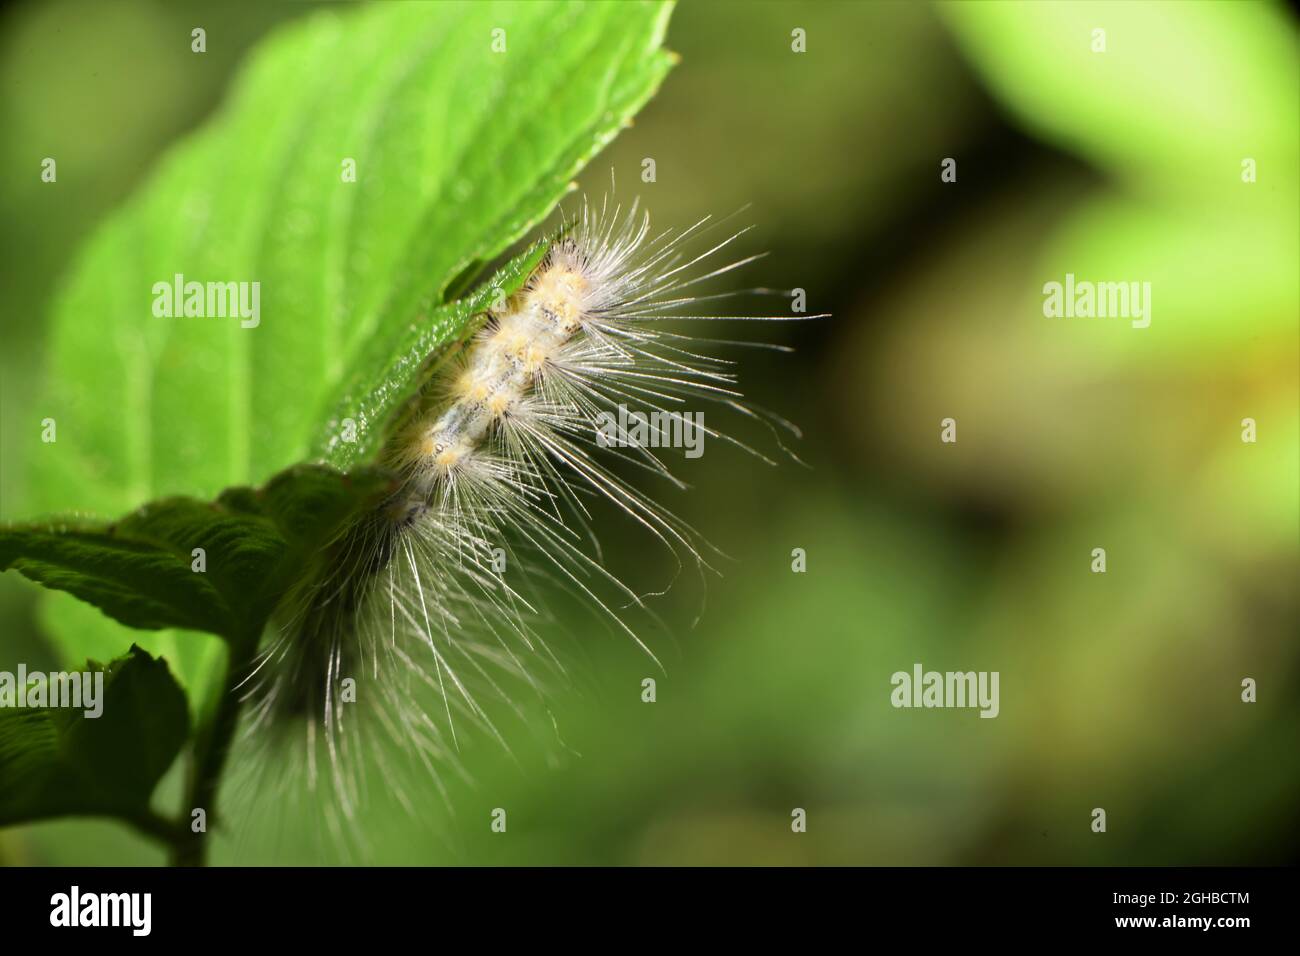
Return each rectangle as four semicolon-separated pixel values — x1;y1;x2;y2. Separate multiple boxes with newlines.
413;257;592;482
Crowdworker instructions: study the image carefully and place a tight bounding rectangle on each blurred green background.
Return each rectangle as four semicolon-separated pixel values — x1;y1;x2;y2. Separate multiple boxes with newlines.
1;0;1296;865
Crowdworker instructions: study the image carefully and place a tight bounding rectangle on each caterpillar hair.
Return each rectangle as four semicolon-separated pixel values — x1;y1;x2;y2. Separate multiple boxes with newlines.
233;191;821;838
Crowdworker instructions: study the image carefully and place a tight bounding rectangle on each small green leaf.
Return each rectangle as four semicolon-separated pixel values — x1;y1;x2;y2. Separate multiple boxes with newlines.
0;646;188;827
1;464;393;643
938;2;1297;185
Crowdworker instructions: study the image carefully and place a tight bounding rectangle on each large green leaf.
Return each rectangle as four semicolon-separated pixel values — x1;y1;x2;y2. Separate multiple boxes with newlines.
2;464;393;643
0;646;188;826
26;0;676;671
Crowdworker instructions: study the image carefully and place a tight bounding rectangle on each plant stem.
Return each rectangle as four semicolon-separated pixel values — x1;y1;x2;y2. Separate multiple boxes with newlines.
123;808;184;846
170;634;257;867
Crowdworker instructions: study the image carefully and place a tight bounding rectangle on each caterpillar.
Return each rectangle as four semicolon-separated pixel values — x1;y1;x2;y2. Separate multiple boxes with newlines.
233;192;814;835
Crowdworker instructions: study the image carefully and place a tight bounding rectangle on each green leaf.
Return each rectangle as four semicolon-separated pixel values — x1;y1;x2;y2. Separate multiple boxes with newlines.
2;464;393;643
938;2;1298;188
26;0;675;673
33;0;675;517
0;646;188;827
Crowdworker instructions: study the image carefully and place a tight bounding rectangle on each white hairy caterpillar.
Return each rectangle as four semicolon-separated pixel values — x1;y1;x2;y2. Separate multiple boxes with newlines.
233;193;815;833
